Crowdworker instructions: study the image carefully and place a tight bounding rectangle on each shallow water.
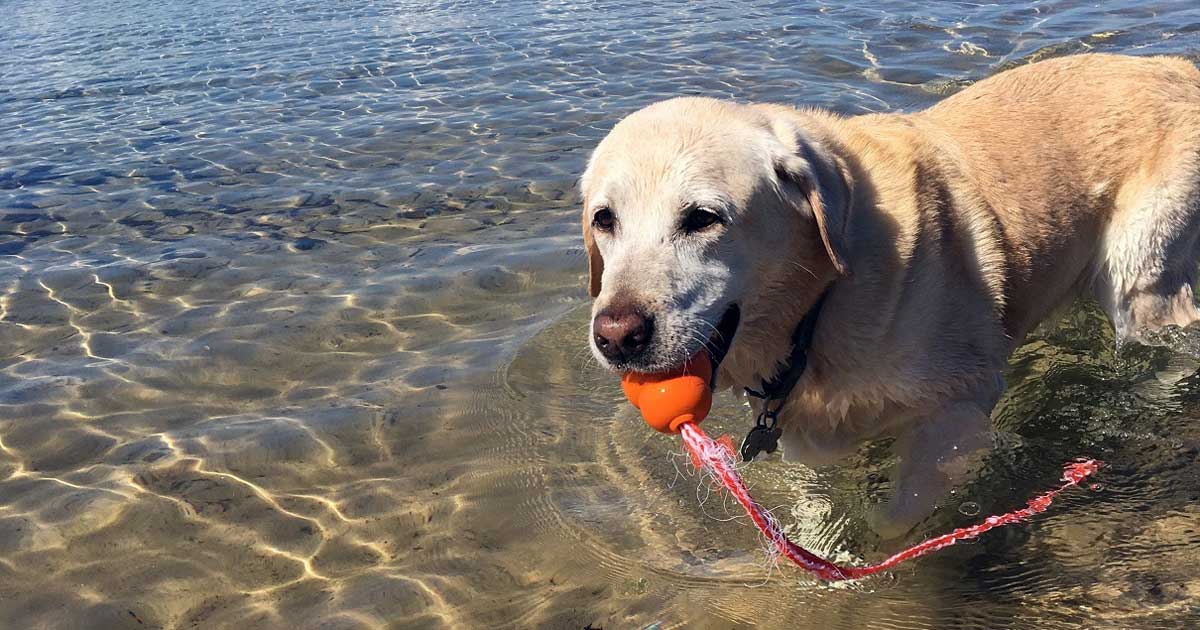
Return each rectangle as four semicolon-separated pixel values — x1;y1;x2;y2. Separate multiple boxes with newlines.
2;0;1200;628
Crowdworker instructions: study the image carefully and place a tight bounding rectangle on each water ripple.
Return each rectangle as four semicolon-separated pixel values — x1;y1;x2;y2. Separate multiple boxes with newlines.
2;0;1200;627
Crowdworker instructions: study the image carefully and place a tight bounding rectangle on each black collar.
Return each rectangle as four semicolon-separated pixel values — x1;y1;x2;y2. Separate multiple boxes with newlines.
739;287;829;461
746;288;828;408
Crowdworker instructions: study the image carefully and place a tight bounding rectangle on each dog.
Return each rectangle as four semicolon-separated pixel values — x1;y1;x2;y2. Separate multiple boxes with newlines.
580;53;1200;537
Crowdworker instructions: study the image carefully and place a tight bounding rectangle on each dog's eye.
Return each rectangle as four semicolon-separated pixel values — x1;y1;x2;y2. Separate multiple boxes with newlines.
681;207;722;233
592;207;615;232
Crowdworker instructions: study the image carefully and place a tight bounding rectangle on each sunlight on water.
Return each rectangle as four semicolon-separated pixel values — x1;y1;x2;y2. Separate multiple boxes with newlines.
1;0;1199;628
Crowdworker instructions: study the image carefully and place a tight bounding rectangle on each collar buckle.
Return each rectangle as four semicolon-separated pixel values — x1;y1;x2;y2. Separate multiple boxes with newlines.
743;386;783;430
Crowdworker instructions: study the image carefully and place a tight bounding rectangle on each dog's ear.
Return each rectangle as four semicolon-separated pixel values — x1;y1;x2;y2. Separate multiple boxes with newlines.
582;208;603;297
770;129;853;276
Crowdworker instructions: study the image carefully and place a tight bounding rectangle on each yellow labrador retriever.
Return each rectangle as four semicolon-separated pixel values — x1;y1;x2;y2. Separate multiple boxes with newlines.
581;53;1200;537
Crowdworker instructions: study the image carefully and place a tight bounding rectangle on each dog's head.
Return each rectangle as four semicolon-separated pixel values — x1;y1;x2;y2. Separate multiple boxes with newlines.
581;97;853;377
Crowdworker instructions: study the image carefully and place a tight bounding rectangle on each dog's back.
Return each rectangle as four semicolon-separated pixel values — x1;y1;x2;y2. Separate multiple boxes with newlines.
922;54;1200;341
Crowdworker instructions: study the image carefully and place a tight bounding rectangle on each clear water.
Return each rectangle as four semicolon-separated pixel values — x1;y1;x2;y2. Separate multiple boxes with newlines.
2;1;1200;628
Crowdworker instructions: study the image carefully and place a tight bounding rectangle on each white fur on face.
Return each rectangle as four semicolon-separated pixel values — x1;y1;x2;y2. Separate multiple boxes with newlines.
587;197;741;372
581;99;786;373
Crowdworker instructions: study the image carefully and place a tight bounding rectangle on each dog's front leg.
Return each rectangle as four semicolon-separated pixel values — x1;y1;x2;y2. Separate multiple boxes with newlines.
865;400;993;540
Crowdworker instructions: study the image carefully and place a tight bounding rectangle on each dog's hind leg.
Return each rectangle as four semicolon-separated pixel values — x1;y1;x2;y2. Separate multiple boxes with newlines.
1093;157;1200;342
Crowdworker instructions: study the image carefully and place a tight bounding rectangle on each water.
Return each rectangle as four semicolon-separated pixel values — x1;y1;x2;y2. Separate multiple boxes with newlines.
2;0;1199;627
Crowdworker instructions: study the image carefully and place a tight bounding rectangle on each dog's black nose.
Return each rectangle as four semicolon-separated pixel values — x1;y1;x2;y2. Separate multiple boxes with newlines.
593;308;654;363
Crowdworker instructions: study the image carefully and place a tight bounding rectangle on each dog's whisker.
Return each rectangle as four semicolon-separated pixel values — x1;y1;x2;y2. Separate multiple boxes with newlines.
692;318;725;345
787;259;819;280
683;330;720;364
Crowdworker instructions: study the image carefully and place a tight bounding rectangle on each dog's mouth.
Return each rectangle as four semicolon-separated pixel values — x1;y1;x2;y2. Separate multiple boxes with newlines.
701;303;741;382
617;303;740;378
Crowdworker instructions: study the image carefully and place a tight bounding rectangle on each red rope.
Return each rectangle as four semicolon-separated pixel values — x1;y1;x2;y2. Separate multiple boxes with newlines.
677;421;1100;582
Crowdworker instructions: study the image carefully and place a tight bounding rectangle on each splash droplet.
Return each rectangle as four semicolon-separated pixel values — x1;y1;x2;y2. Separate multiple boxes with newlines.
958;501;981;516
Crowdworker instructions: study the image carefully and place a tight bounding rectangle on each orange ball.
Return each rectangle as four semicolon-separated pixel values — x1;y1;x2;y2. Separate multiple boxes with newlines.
620;352;713;433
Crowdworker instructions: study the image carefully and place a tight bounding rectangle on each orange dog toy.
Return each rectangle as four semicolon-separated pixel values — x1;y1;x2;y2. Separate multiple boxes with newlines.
620;352;712;432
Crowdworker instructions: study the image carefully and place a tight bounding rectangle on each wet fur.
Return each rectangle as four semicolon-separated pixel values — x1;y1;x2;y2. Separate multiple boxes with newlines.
581;54;1200;537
